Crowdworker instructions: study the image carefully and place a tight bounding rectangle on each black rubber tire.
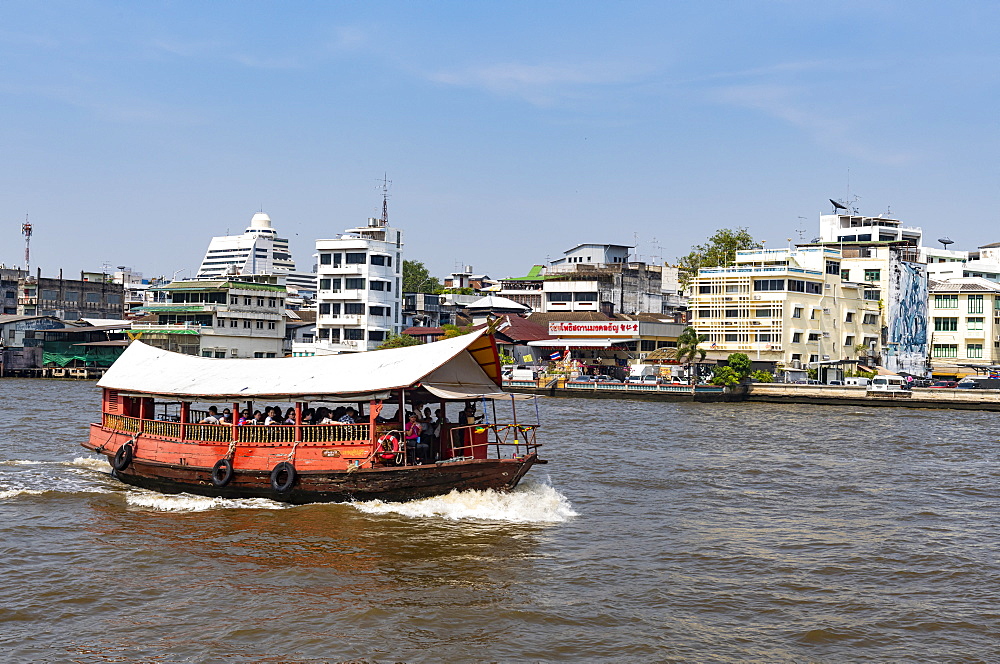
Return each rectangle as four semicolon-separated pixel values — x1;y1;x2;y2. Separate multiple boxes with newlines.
211;458;234;487
270;461;296;493
112;443;134;471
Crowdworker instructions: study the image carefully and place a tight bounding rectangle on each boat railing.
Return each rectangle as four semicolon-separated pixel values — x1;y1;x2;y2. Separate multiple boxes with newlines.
145;419;181;438
103;413;141;434
448;423;540;460
186;423;232;443
301;424;370;443
238;424;296;444
102;414;372;445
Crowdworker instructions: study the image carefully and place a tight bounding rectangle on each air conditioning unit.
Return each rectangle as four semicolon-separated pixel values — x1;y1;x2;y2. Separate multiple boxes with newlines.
791;359;802;369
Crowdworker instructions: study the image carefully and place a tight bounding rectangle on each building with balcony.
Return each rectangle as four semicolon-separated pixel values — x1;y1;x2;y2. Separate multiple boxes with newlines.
927;277;1000;376
820;211;923;245
498;244;665;315
134;276;286;358
1;268;125;320
688;247;883;371
311;216;402;353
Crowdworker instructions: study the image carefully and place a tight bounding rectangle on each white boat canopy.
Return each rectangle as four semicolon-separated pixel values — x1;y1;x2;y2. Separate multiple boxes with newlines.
98;329;532;401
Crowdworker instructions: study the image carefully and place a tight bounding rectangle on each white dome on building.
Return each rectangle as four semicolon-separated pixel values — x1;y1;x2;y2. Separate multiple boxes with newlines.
247;212;273;231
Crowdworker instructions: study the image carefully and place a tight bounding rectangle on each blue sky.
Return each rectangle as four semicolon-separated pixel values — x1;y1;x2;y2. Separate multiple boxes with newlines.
2;1;998;281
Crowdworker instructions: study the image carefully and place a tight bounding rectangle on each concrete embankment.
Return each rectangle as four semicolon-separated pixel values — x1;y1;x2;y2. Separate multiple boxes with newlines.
746;384;1000;411
505;379;1000;411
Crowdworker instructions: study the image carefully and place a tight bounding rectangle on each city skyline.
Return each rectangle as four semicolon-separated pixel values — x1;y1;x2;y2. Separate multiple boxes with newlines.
2;2;998;280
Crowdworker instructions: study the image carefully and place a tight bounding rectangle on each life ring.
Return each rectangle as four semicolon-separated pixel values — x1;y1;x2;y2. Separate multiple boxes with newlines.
211;458;234;487
377;433;400;452
270;461;296;493
112;443;134;471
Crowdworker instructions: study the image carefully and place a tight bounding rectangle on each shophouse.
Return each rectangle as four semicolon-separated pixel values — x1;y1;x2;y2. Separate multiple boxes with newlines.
688;247;883;371
1;268;125;320
927;277;1000;376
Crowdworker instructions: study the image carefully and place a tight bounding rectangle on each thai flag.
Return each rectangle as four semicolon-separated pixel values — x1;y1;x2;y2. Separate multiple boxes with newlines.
549;351;562;360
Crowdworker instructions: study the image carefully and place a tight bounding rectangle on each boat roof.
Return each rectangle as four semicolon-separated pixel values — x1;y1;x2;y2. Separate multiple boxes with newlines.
97;329;524;401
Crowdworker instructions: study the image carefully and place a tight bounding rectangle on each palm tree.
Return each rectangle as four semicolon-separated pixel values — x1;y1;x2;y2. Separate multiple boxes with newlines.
670;326;708;384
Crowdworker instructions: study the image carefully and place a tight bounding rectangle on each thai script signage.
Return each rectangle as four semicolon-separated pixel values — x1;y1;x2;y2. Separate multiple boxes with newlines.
548;321;639;336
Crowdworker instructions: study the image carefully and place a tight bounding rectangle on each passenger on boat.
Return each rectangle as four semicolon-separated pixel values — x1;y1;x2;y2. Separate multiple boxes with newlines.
302;408;315;424
238;409;251;425
199;406;220;424
283;407;296;424
319;408;338;424
251;410;265;425
339;407;357;424
432;408;448;461
220;408;232;424
264;407;282;425
404;413;427;464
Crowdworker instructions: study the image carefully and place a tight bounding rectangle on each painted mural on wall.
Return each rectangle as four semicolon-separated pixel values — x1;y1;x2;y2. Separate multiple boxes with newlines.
885;258;928;375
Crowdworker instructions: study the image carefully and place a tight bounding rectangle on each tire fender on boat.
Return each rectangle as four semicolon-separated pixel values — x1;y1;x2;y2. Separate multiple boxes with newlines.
211;458;234;487
112;442;134;471
270;461;296;493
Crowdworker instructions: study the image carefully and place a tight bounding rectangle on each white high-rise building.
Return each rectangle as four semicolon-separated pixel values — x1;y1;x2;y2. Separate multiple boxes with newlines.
311;216;403;352
194;212;316;294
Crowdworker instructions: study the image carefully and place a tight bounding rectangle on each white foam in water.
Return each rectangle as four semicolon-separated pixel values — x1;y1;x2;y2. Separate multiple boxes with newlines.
0;460;43;466
125;491;291;512
349;479;578;523
0;488;45;499
65;456;111;472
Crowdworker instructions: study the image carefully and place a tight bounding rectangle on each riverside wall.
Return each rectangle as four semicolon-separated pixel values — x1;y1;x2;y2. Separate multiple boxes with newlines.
505;378;1000;411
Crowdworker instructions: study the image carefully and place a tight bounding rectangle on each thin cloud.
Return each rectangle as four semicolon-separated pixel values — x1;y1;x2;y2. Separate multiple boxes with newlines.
427;61;642;106
713;83;914;165
149;38;300;70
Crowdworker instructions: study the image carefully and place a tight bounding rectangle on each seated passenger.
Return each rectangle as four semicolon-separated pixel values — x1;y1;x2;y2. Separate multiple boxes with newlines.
199;406;220;424
220;408;233;424
339;407;357;424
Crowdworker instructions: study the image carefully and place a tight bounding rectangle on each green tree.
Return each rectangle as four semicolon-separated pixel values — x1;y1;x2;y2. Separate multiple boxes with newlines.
676;227;761;287
402;260;441;293
668;326;708;384
442;323;473;339
498;349;515;365
750;370;774;383
375;333;421;350
726;352;752;379
435;286;475;295
709;365;740;387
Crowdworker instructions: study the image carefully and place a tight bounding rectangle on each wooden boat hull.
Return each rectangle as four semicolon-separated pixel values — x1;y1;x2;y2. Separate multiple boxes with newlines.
95;451;541;504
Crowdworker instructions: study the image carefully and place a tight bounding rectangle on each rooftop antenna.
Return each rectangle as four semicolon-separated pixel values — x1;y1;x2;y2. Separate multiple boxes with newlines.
938;237;954;249
378;173;391;226
21;214;32;276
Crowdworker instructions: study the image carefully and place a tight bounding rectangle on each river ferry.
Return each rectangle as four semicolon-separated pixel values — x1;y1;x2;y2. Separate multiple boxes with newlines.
82;329;544;504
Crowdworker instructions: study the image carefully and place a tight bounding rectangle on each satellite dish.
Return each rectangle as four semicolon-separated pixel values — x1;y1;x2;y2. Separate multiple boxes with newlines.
829;199;848;211
939;237;954;248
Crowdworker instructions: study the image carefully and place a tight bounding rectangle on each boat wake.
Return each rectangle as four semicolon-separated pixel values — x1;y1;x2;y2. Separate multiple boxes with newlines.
350;478;577;523
124;491;293;512
0;488;45;500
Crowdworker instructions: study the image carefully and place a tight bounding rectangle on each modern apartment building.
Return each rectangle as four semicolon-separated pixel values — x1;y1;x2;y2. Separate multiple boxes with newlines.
194;212;316;295
312;216;403;352
688;247;882;370
133;276;286;358
927;277;1000;374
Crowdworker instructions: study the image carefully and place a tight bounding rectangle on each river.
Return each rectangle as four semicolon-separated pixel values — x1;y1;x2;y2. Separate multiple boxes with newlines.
1;378;998;663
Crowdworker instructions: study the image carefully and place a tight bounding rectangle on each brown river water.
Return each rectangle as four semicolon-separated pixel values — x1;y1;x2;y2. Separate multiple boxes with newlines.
1;378;998;663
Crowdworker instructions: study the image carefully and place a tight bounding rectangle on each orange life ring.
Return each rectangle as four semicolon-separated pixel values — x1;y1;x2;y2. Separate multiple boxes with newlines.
377;433;400;453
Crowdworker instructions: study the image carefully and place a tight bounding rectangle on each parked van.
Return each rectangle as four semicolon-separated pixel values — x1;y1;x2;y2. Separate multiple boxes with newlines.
504;365;538;380
868;375;908;391
844;377;870;387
